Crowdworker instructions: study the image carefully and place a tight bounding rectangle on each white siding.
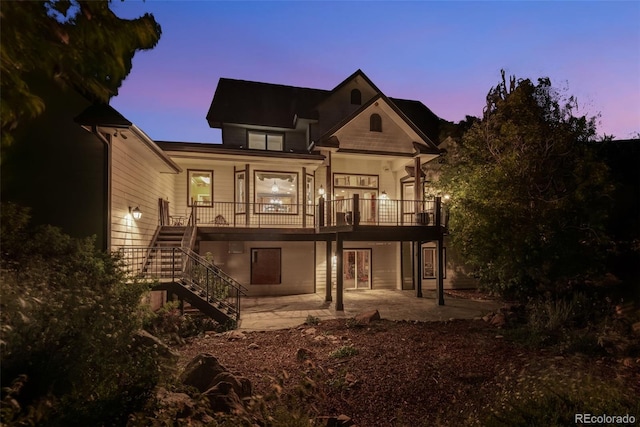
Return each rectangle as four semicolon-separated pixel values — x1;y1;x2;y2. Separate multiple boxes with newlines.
110;136;175;249
199;241;316;296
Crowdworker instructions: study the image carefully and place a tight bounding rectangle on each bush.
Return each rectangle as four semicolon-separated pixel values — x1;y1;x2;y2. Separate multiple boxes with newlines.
482;365;639;426
0;204;168;426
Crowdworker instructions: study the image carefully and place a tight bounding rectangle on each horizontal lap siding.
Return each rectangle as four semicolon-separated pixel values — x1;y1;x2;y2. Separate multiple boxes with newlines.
111;137;175;249
421;238;477;289
199;241;315;296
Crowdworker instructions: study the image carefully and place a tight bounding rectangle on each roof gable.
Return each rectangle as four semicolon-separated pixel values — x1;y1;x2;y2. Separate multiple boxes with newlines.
206;78;327;129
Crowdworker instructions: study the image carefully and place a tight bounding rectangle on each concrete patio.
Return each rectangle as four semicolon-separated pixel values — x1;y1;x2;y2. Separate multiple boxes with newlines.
237;289;503;331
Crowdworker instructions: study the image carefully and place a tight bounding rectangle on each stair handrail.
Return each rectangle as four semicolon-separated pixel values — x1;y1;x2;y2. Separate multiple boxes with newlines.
179;247;246;322
181;247;248;295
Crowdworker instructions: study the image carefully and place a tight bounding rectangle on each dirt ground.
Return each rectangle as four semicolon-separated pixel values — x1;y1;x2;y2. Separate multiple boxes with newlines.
177;315;639;426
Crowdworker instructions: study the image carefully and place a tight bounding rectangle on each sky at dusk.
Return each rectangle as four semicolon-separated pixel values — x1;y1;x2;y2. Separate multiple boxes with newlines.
110;1;640;144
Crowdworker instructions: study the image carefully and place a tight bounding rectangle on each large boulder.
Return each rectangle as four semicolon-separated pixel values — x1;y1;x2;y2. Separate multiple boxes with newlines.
204;381;246;415
211;371;252;399
180;353;227;392
354;309;381;325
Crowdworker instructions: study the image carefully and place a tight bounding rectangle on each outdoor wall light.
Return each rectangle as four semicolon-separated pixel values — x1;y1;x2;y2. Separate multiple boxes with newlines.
318;185;325;196
443;194;451;201
129;206;142;220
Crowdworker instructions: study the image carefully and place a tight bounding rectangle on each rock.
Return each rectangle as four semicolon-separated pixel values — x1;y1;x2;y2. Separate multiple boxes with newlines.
303;327;317;335
248;343;260;350
316;414;355;426
211;371;252;399
489;312;505;327
204;381;245;415
482;313;494;322
337;414;354;426
296;348;314;361
353;309;381;325
180;353;227;392
132;330;179;375
155;387;196;419
225;330;246;341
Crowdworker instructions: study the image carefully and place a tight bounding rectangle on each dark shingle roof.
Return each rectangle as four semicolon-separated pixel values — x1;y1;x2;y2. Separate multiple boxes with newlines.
207;78;328;129
74;103;132;128
206;74;441;144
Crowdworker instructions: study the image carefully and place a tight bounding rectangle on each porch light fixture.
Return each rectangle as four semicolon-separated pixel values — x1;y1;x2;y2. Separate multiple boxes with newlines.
444;194;451;201
271;181;279;193
129;206;142;220
380;191;389;200
318;185;325;196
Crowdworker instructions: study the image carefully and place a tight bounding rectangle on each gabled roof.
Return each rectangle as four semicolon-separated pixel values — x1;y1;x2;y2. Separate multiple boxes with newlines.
74;103;132;128
206;70;442;145
207;78;327;129
314;93;440;154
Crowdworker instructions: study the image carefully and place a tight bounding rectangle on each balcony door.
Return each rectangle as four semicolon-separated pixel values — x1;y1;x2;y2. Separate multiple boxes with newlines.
343;249;371;289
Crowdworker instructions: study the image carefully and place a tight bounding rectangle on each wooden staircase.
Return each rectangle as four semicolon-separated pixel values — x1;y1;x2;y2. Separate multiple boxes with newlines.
122;226;246;326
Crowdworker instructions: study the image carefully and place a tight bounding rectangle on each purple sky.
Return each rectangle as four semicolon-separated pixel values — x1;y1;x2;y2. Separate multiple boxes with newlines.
110;1;640;144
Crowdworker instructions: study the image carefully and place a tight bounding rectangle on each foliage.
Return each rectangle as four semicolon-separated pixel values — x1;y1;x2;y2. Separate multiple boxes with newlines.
304;315;320;326
0;0;161;146
144;301;219;345
329;345;359;359
0;203;167;426
481;364;639;426
437;71;614;299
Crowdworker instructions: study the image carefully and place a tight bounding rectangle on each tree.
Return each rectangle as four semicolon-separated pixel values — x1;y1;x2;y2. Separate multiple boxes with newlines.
437;71;614;299
0;0;161;147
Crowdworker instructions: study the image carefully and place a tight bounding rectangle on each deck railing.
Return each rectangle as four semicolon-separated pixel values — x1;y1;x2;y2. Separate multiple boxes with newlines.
185;198;448;229
318;196;448;227
118;246;246;322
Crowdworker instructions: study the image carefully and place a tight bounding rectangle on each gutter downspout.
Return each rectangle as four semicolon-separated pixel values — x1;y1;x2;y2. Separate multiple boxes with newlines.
91;126;112;252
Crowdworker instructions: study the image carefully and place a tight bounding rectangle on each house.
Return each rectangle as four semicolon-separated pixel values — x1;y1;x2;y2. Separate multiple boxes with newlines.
4;70;478;325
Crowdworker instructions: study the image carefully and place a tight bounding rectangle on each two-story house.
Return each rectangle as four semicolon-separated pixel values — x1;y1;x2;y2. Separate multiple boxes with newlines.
72;70;475;323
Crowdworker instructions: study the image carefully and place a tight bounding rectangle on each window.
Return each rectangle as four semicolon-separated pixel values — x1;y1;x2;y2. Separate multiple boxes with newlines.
333;173;378;189
248;131;284;151
188;170;212;206
254;170;298;214
370;114;382;132
251;248;281;284
350;89;361;105
422;247;446;279
305;174;314;215
235;170;246;213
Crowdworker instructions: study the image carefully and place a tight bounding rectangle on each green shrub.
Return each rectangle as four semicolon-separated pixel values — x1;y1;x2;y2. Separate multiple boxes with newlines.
304;315;320;326
482;366;639;426
329;345;359;359
0;204;168;426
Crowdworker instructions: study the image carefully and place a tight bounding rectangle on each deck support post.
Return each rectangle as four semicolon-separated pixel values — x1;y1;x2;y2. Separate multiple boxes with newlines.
415;240;423;298
325;238;332;302
335;233;344;311
435;197;445;306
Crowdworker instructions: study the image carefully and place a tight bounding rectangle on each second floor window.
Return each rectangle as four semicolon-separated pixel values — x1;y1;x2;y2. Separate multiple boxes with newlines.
370;114;382;132
188;169;213;206
248;131;284;151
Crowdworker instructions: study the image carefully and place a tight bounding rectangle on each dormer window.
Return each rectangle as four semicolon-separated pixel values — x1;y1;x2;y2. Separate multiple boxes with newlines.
350;89;361;105
248;131;284;151
370;114;382;132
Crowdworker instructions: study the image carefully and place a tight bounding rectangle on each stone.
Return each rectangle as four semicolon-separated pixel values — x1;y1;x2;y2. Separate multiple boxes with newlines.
303;327;317;335
132;330;180;364
155;387;196;419
489;312;505;327
482;313;494;322
180;353;227;392
204;381;245;415
353;309;381;325
225;330;246;341
211;371;252;399
296;348;314;361
248;343;260;350
337;414;354;426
